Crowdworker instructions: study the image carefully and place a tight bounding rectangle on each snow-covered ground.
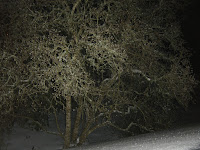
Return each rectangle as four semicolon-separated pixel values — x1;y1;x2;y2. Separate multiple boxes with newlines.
2;120;200;150
1;114;122;150
70;123;200;150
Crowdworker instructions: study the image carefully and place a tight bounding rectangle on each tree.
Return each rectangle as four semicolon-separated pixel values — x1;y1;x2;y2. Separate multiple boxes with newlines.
0;0;196;149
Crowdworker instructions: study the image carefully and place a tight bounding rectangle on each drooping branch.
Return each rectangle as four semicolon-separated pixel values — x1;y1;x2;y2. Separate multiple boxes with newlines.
108;121;153;134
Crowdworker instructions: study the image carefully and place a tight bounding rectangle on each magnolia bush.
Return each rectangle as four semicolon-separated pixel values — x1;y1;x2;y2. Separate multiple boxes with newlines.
0;0;196;148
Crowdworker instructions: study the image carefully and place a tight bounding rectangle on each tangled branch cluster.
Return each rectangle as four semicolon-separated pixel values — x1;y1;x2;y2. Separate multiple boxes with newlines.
0;0;196;147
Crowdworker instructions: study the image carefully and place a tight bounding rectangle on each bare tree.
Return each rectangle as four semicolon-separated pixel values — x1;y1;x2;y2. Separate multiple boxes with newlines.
0;0;196;149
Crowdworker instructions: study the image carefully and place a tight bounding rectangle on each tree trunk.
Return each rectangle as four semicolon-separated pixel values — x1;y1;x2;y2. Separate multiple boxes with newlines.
78;130;88;146
64;96;71;149
72;97;83;144
78;112;93;146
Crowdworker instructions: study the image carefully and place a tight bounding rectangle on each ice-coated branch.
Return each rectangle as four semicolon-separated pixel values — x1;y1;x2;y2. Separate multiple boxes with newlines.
108;121;153;134
132;69;151;81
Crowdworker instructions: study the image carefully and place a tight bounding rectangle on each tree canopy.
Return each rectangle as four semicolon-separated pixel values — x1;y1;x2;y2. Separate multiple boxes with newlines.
0;0;196;148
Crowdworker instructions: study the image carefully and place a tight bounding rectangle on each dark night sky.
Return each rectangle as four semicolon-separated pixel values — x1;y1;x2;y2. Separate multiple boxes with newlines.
182;0;200;77
180;0;200;122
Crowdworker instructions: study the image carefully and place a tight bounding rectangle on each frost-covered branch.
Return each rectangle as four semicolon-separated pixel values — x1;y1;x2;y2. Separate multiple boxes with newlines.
132;69;151;81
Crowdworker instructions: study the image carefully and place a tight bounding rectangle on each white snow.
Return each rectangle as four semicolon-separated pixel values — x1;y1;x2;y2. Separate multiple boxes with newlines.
3;124;63;150
70;124;200;150
2;118;200;150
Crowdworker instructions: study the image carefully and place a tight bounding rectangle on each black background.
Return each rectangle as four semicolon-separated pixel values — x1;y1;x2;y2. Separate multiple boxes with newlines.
180;0;200;124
